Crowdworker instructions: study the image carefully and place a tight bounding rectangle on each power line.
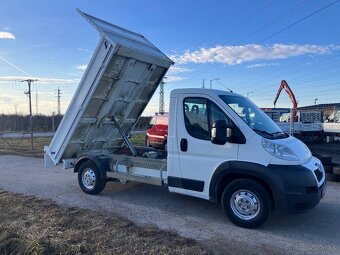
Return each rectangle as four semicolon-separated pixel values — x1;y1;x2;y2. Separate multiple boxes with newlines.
236;0;312;44
173;0;340;89
209;0;279;46
240;54;340;93
173;0;279;80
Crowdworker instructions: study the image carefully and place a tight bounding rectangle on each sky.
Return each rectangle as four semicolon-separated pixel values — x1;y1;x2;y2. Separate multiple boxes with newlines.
0;0;340;116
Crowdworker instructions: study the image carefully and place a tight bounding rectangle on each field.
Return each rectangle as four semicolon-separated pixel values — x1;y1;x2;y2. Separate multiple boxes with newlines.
0;133;146;158
0;190;208;255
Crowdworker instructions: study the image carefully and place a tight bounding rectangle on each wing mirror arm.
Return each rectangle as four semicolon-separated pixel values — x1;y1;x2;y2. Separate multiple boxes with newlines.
211;120;233;145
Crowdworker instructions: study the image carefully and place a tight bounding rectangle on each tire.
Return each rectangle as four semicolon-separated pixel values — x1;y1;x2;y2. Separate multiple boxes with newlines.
221;178;271;229
78;161;106;195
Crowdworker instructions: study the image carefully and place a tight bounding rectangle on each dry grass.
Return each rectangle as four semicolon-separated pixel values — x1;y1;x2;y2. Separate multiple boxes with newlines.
0;133;146;158
0;134;211;254
0;137;52;158
0;190;209;255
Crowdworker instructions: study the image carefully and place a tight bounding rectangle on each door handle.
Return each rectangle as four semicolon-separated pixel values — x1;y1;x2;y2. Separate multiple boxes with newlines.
180;138;188;152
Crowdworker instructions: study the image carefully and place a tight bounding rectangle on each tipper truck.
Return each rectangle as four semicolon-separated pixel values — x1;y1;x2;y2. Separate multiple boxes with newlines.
45;10;326;228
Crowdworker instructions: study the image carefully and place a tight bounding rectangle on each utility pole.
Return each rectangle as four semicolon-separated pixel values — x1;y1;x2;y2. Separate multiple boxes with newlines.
246;92;254;98
35;90;38;115
210;78;220;89
52;112;55;132
21;79;38;150
56;87;62;115
202;79;205;88
159;81;164;114
14;104;18;131
14;104;18;115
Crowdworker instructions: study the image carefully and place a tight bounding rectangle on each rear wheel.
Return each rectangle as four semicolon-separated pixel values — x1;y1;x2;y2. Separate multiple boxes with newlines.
221;178;271;229
78;161;106;195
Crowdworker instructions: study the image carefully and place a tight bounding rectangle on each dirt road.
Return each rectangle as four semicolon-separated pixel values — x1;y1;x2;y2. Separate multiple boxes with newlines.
0;155;339;254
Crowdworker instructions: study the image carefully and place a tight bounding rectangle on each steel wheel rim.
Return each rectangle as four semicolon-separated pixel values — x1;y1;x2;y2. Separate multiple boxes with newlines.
82;168;96;190
230;189;260;220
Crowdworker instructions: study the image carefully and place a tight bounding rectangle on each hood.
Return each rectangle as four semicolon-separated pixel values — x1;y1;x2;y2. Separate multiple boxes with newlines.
273;136;312;164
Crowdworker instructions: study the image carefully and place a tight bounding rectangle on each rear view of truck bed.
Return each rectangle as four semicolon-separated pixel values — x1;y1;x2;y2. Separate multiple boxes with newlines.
45;9;173;166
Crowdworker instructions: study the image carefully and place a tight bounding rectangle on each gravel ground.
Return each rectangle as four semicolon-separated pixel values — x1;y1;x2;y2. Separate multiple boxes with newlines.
0;155;339;254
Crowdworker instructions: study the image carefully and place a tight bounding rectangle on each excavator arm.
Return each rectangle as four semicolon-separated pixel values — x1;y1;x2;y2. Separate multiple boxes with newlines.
273;80;298;109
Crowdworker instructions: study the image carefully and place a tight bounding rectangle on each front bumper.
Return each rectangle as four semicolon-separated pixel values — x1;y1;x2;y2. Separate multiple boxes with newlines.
269;157;326;213
285;180;326;212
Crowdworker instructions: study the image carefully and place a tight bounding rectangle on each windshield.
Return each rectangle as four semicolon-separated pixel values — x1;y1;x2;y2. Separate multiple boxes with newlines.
220;95;288;139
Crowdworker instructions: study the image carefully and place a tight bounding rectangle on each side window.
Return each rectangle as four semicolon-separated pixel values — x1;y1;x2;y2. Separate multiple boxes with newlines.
150;116;156;125
183;98;209;140
183;98;232;141
210;102;230;126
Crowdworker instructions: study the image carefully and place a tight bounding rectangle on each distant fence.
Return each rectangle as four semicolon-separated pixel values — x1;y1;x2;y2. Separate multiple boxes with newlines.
0;115;152;153
265;108;340;166
0;114;63;132
0;114;152;133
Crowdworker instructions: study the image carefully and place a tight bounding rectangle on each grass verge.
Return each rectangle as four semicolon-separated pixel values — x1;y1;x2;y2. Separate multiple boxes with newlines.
0;190;209;255
0;133;146;158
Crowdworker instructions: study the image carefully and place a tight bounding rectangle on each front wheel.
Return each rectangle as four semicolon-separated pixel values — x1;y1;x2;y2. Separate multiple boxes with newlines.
221;178;271;229
78;161;106;195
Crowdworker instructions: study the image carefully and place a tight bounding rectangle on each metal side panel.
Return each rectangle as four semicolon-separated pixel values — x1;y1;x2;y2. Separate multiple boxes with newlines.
45;10;173;165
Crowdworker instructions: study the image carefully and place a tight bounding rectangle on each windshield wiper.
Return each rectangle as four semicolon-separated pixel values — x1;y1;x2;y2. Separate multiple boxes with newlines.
253;129;274;137
271;131;284;135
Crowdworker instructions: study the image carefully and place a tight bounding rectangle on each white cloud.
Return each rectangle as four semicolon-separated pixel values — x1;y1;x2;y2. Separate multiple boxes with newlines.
170;44;340;65
167;66;192;74
0;95;15;103
165;76;185;82
246;62;279;68
75;64;87;70
0;32;15;39
0;76;79;84
78;48;89;52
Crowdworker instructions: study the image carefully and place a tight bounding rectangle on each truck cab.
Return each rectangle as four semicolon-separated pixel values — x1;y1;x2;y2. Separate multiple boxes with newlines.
166;89;325;228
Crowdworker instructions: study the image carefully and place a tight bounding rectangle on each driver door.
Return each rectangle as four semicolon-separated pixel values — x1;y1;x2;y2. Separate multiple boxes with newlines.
175;94;239;199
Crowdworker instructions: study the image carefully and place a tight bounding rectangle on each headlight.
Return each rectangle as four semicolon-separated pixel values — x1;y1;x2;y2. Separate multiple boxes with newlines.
262;138;299;161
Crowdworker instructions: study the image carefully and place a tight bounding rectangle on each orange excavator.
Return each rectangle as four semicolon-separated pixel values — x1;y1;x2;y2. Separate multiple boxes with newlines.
273;80;298;120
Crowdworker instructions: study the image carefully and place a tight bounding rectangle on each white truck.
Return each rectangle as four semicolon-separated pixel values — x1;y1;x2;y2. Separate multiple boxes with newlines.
45;10;326;229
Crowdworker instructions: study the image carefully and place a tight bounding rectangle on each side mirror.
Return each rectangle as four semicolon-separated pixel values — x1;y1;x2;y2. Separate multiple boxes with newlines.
211;120;233;145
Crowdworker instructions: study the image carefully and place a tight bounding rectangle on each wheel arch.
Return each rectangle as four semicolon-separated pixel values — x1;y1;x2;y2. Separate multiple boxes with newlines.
209;161;281;210
74;155;109;180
